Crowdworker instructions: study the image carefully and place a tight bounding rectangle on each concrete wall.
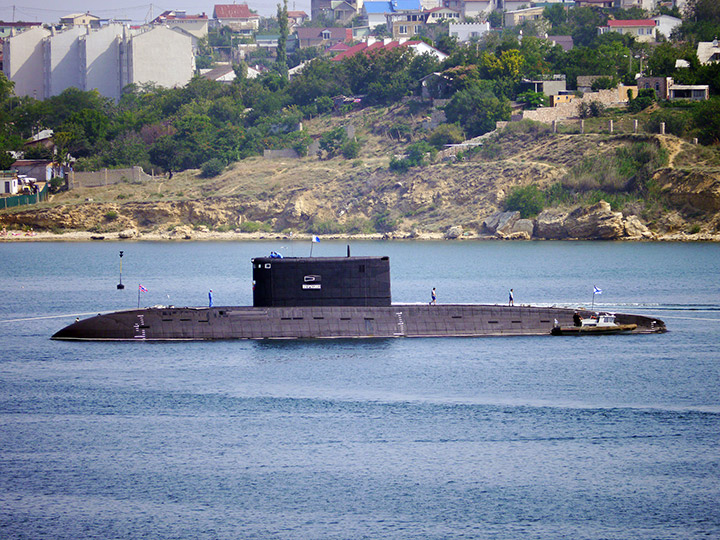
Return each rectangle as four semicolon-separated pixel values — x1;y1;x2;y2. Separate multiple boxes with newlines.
44;26;84;98
126;26;194;90
81;24;123;101
264;149;300;159
3;27;50;98
72;166;152;188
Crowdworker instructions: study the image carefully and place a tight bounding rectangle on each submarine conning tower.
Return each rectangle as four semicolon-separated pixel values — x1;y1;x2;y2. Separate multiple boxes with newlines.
252;256;391;307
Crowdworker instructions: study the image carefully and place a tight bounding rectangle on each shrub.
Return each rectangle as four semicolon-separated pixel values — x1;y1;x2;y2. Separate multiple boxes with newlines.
104;211;118;221
389;156;410;173
373;210;397;232
628;89;655;113
239;221;270;233
504;185;545;218
319;127;348;158
389;141;436;172
315;95;334;114
579;100;605;118
49;177;65;192
427;123;465;149
341;139;361;159
646;110;690;137
200;158;225;178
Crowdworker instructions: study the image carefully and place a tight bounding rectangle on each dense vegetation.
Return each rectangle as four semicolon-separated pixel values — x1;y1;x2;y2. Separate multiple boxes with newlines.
1;0;719;177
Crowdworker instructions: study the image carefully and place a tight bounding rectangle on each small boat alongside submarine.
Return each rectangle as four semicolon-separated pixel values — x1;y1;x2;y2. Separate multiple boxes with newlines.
550;312;639;336
52;254;666;341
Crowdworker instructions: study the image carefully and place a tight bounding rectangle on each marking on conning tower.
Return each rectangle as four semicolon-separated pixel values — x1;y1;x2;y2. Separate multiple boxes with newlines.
134;314;146;340
394;311;405;336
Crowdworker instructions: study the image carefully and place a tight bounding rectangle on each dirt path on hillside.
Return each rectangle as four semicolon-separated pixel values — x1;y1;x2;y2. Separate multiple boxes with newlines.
663;137;684;168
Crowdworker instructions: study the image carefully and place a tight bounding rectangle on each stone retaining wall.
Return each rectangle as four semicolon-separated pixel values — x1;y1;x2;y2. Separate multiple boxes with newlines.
521;87;635;123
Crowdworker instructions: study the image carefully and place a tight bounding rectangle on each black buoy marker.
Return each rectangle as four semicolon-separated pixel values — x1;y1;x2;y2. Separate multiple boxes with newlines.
117;250;125;289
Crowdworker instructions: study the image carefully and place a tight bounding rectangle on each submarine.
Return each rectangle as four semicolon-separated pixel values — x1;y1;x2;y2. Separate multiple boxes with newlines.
52;254;666;341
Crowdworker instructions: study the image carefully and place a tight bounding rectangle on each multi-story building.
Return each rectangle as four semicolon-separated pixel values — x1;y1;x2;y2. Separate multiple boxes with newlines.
151;10;209;39
504;7;545;28
44;26;85;98
2;26;50;99
3;24;195;102
598;19;656;42
79;23;124;98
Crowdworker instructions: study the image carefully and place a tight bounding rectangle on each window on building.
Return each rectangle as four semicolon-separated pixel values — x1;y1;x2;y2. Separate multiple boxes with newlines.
399;25;407;34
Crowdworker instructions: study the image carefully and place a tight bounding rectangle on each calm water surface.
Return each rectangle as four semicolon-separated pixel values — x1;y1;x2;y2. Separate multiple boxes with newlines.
0;241;719;539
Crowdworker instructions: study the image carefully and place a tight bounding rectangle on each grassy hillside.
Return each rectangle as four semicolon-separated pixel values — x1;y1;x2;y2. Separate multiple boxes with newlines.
2;104;720;239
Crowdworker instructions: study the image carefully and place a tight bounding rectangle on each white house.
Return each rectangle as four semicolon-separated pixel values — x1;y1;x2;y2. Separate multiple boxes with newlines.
652;14;682;39
449;21;491;42
697;40;720;65
1;174;19;195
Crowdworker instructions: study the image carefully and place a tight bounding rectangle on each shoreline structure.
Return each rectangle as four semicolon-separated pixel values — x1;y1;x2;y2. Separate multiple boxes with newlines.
2;230;719;242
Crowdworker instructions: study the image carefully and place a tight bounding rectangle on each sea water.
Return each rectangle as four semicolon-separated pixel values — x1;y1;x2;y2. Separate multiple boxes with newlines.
0;240;718;539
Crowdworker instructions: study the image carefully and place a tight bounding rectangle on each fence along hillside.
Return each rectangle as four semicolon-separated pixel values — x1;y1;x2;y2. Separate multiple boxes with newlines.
71;167;153;188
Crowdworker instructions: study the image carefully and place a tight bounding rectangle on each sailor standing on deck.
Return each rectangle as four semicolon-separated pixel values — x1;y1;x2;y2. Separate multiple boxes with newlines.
209;289;213;307
508;288;514;306
430;288;437;305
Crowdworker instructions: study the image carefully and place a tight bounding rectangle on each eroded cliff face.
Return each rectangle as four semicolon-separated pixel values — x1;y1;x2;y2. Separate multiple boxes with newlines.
2;134;719;241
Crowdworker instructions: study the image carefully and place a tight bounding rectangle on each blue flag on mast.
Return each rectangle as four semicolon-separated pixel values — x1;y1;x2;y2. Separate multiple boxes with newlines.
593;286;602;295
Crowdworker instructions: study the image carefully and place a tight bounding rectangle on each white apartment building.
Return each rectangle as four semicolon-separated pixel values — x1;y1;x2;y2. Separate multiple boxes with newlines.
3;26;50;99
4;24;195;102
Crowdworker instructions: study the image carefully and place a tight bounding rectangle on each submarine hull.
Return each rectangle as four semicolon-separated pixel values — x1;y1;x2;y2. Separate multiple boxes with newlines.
51;305;666;341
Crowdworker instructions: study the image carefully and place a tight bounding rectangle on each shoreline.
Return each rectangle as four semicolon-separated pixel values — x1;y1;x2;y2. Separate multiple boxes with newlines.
2;230;719;243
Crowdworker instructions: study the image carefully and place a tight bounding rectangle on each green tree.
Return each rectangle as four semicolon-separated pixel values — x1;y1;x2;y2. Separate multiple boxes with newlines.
488;10;502;29
427;123;465;149
680;0;720;41
517;90;548;110
319;126;348;158
543;4;566;28
276;0;289;78
444;82;511;137
692;97;720;144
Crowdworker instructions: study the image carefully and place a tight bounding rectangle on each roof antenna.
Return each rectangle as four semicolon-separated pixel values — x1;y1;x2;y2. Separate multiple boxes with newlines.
347;244;351;257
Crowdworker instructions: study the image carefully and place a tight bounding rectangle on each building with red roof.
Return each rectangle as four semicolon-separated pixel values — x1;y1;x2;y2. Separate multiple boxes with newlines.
332;37;447;62
598;19;656;42
213;4;260;34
